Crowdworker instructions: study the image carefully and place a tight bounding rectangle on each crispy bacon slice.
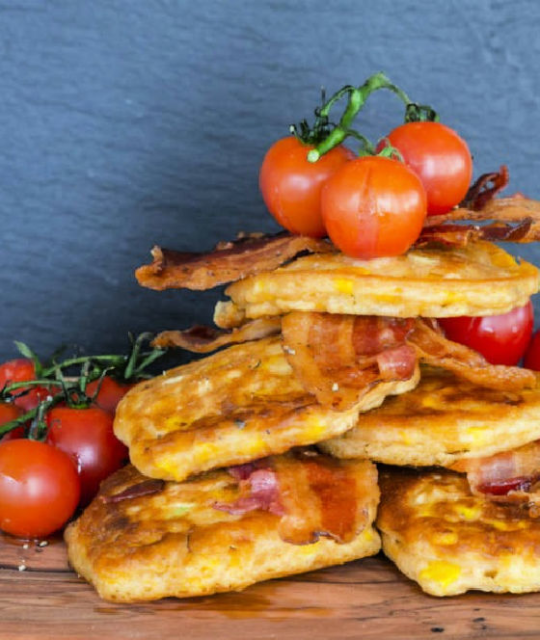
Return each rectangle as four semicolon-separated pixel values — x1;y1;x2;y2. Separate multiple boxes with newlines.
418;166;540;245
461;165;510;211
281;313;417;410
451;441;540;507
151;317;281;353
136;232;333;291
416;219;534;248
419;196;540;245
280;313;534;409
408;319;536;391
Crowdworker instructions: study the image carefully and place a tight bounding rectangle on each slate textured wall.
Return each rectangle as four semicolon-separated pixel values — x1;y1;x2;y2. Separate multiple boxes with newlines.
1;0;540;360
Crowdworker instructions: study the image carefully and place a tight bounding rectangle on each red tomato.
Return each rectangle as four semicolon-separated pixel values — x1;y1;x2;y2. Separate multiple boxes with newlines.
381;121;473;215
85;376;134;414
259;136;353;237
523;329;540;370
320;155;427;259
46;406;129;506
0;358;54;412
0;439;80;538
0;403;24;442
439;301;534;366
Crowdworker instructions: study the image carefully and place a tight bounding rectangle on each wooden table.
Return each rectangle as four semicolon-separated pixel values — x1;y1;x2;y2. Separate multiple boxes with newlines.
1;534;538;640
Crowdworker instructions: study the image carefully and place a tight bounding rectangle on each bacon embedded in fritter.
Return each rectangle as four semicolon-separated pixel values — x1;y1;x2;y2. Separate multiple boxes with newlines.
136;232;333;291
275;451;375;545
213;463;285;517
213;451;375;545
100;479;165;504
451;440;540;507
151;317;281;353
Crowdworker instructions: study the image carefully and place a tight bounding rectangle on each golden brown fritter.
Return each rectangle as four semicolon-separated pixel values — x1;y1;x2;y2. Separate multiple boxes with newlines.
321;368;540;467
65;453;380;602
114;336;419;482
214;241;538;327
377;467;540;596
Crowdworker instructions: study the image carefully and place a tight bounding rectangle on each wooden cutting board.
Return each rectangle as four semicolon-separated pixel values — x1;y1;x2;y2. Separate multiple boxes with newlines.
0;533;537;640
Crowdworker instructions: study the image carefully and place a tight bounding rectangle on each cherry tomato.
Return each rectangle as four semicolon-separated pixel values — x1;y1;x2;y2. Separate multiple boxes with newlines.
439;301;534;366
320;155;427;259
46;406;129;506
85;376;134;414
523;329;540;370
259;136;353;237
0;358;55;412
380;121;473;216
0;439;80;538
0;403;24;442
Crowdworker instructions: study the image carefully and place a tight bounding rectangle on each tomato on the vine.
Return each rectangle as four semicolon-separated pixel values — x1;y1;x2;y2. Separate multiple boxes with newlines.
380;121;473;216
259;136;353;237
320;155;427;259
0;439;80;538
0;403;24;442
86;376;134;414
46;406;129;506
0;358;55;412
439;301;534;366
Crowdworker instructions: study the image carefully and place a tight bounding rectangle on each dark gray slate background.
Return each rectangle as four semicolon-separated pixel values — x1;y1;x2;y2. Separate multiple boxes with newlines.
2;0;540;361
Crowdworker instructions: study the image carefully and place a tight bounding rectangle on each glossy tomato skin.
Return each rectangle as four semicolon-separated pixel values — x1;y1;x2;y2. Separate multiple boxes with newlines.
439;301;534;366
85;376;135;414
0;403;24;442
321;155;427;259
46;406;129;506
0;439;80;538
0;358;54;412
259;136;353;237
382;121;473;216
523;329;540;370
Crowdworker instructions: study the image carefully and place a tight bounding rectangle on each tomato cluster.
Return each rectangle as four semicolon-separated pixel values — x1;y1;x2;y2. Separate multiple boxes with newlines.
260;121;472;260
0;336;162;539
0;358;133;538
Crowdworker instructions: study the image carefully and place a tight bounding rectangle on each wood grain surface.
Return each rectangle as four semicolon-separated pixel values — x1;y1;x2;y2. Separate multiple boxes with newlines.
1;533;538;640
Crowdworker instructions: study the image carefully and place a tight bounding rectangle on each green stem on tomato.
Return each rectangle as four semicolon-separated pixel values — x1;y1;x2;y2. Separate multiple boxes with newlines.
0;333;167;440
404;102;440;123
308;72;413;162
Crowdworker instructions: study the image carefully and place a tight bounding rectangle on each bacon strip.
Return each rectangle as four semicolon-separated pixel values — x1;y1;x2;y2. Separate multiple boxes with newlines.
451;440;540;506
213;451;374;545
136;233;333;291
276;451;368;545
416;219;534;248
409;319;536;391
151;317;281;353
461;165;510;211
281;313;417;410
420;194;540;245
280;313;534;409
417;165;540;245
282;312;416;411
